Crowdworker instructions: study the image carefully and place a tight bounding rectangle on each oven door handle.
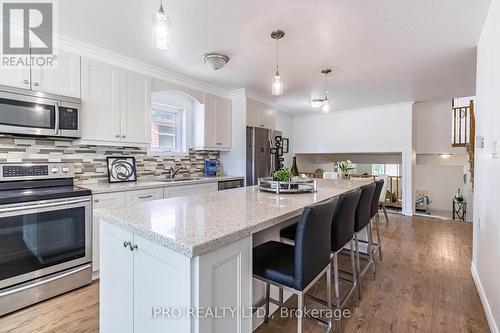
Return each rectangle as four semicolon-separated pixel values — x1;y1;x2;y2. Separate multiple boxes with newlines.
0;197;90;213
54;101;60;135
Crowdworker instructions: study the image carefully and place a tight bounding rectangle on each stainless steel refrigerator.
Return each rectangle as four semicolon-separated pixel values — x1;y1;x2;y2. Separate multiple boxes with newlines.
246;126;282;186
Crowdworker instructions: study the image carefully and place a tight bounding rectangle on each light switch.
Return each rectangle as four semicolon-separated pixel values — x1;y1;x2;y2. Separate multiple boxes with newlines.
476;135;484;148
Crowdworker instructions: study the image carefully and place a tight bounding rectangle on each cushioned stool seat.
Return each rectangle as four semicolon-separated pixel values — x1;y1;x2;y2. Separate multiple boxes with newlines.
253;241;295;289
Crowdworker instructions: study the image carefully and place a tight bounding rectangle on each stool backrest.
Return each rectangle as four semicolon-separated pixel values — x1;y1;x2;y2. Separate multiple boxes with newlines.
355;182;376;232
294;198;336;290
370;179;385;218
330;189;362;252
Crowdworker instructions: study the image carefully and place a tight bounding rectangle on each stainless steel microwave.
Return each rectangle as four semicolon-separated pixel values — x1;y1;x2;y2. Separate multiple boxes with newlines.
0;85;81;138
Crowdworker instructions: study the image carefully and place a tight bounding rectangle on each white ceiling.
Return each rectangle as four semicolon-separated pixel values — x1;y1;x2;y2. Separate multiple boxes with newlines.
58;0;490;114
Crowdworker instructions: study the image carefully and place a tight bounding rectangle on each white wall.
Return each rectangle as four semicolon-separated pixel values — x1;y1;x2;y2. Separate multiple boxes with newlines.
413;99;466;154
472;1;500;332
292;102;414;215
275;112;294;168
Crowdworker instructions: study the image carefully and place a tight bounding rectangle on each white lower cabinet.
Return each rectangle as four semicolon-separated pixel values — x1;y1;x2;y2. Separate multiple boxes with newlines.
92;192;126;273
99;222;134;333
164;182;217;198
100;221;252;333
100;222;191;333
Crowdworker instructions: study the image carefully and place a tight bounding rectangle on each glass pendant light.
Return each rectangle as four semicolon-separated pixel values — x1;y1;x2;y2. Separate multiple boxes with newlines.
271;30;285;96
321;69;332;113
152;0;171;50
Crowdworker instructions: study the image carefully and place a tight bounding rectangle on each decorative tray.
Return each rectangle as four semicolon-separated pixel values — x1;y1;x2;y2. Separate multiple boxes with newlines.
258;177;317;194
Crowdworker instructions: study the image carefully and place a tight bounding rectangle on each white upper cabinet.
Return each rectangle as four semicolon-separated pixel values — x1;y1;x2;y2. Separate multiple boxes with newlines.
0;66;30;89
194;93;232;150
80;59;121;143
80;58;151;146
216;96;232;149
246;98;276;129
0;49;81;98
31;51;81;98
120;71;151;145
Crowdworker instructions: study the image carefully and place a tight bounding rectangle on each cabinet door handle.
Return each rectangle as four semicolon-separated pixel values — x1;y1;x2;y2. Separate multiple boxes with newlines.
33;82;39;86
115;134;120;138
138;195;153;199
122;135;126;138
94;199;100;203
123;241;132;248
23;80;29;84
129;243;138;251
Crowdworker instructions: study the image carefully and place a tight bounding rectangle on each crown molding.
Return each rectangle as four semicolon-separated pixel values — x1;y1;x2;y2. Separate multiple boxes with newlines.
229;88;277;106
55;34;230;98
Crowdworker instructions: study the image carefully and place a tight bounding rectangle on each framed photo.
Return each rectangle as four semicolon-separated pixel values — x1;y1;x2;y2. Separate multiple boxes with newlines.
282;138;289;153
107;157;137;183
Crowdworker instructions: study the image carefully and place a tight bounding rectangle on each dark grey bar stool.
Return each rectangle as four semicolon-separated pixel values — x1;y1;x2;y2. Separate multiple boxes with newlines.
280;190;362;333
253;199;336;333
353;182;376;299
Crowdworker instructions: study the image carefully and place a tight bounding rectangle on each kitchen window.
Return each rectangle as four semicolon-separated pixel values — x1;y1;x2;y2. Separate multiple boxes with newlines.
150;103;184;154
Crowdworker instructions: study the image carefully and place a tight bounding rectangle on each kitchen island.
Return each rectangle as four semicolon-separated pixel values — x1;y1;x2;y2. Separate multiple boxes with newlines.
95;178;371;333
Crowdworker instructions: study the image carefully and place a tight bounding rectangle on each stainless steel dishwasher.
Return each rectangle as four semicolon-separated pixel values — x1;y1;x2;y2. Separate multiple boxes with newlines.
218;179;244;191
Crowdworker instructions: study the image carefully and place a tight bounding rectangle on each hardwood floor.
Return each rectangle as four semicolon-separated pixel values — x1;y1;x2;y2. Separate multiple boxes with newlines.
0;215;490;333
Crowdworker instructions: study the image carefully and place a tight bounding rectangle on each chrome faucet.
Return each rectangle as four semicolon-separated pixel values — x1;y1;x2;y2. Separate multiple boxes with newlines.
169;166;186;179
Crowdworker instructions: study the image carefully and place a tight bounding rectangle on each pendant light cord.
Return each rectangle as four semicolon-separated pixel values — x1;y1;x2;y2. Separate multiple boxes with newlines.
324;72;328;99
275;38;279;73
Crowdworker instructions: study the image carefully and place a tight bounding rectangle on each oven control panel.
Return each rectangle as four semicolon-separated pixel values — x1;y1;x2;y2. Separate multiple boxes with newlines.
0;163;74;181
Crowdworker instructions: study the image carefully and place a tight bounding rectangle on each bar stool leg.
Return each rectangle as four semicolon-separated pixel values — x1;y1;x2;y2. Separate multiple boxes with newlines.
354;233;362;300
375;213;382;261
382;203;390;223
350;239;360;307
297;292;304;333
264;282;270;323
333;253;342;333
326;264;333;331
368;222;376;280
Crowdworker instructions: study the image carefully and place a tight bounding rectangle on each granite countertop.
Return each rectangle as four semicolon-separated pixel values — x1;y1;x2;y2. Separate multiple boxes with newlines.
79;175;244;194
94;178;372;258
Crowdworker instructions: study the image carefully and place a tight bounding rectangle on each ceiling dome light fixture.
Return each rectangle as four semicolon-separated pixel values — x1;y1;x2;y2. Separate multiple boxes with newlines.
152;0;171;50
202;53;230;71
271;30;285;96
310;99;325;108
321;69;332;113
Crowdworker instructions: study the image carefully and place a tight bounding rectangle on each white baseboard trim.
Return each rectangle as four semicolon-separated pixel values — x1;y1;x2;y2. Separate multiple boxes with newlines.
471;263;499;333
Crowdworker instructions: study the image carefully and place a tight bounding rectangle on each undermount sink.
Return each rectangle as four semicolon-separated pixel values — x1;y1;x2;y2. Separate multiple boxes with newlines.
159;177;202;183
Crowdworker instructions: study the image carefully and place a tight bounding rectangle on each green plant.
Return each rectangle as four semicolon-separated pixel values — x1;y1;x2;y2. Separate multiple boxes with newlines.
273;168;293;181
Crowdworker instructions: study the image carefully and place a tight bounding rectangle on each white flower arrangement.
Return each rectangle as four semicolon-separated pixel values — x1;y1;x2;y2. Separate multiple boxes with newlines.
337;160;354;173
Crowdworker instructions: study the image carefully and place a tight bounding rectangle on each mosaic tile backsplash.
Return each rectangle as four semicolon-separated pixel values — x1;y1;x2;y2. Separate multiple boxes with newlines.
0;136;220;184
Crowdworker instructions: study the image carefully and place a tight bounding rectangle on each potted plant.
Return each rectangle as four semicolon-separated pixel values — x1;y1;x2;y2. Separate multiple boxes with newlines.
336;160;354;179
272;168;294;189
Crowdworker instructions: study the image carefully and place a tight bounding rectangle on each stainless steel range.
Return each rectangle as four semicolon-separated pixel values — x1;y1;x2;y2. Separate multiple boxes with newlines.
0;163;92;316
